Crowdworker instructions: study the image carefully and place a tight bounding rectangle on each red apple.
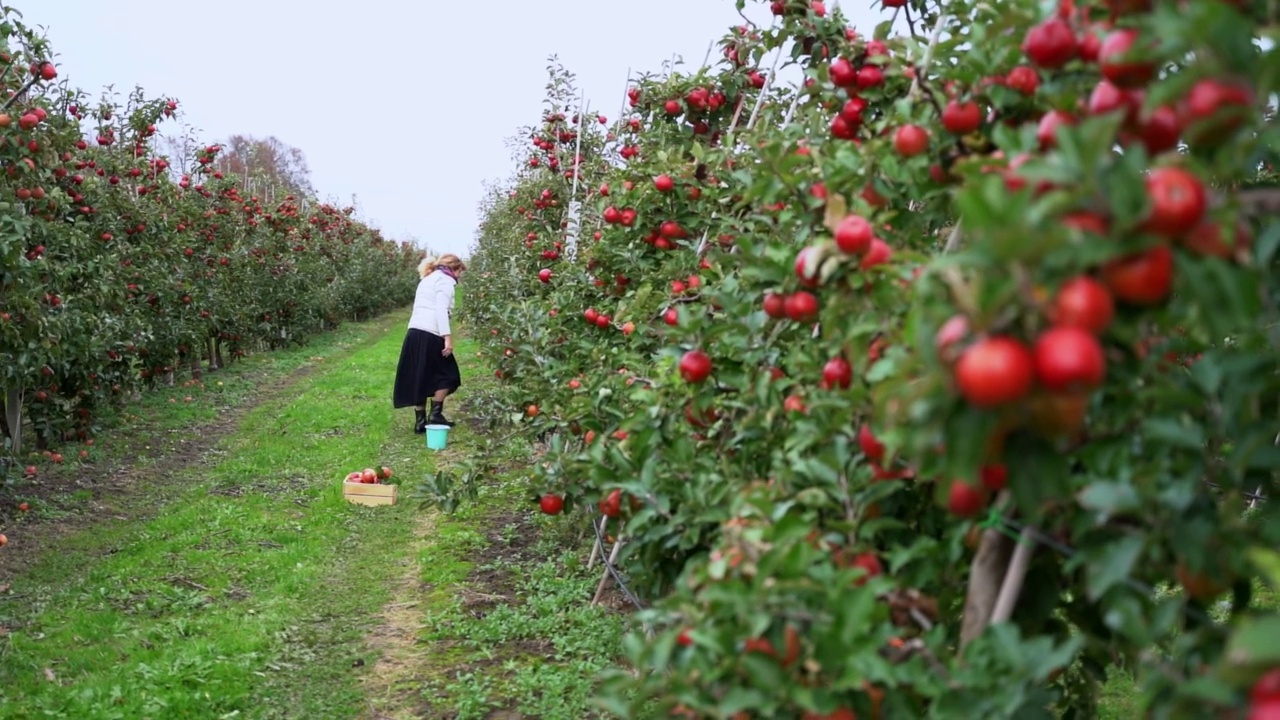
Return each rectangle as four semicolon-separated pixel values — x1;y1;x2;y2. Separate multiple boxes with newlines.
540;494;564;515
954;337;1034;407
679;350;713;383
834;215;873;255
1033;326;1107;392
1022;18;1078;69
942;100;982;135
893;125;929;157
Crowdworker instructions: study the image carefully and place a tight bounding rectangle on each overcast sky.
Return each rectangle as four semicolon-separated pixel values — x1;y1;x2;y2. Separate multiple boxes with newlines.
28;1;890;257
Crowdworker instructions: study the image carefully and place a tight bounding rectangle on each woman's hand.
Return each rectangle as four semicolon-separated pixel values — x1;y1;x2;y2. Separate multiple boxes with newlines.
442;335;453;356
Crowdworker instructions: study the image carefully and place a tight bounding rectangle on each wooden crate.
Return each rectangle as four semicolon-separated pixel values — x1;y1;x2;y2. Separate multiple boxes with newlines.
343;480;398;506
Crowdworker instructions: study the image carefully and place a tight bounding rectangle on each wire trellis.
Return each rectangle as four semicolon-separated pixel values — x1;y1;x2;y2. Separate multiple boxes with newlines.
589;513;657;640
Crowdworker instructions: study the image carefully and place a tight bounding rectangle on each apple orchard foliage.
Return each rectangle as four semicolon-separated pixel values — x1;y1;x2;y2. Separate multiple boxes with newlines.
0;7;421;462
460;0;1280;717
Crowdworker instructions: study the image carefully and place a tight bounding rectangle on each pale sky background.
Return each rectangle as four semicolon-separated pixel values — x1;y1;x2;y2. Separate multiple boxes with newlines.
27;1;894;257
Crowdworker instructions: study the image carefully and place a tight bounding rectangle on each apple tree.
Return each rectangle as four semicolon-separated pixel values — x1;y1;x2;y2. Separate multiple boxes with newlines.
0;4;422;471
462;0;1280;716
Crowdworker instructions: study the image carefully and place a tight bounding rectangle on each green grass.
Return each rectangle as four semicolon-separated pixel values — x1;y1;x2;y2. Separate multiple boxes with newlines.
0;313;627;719
0;313;435;718
409;486;627;720
361;355;627;719
427;550;627;712
1;318;384;524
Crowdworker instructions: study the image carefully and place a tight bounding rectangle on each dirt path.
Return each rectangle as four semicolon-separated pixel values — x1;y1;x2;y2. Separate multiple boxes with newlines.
358;437;492;720
360;501;442;720
360;496;562;720
356;389;629;720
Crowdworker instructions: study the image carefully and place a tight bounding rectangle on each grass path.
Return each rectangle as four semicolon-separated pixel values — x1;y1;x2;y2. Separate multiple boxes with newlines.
359;420;626;720
0;313;421;718
0;312;624;719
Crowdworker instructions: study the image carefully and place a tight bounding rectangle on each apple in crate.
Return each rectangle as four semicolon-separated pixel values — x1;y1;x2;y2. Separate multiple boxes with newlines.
378;466;393;480
361;468;379;484
345;471;362;484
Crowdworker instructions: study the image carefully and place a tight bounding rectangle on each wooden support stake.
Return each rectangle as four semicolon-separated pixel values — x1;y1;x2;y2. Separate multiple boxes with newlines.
587;517;608;570
3;385;23;457
565;87;587;262
942;222;964;253
592;539;624;604
960;526;1013;648
746;39;784;131
694;229;711;256
728;95;748;134
569;86;586;203
781;92;802;126
960;491;1014;649
989;527;1035;626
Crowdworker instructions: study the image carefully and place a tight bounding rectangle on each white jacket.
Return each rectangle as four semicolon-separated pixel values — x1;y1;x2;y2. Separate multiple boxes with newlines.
408;271;456;336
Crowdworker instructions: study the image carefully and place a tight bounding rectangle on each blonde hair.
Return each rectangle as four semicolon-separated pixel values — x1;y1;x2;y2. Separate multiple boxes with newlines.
418;253;466;278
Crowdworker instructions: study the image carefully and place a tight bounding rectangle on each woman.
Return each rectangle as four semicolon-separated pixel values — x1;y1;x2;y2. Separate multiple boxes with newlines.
393;253;465;433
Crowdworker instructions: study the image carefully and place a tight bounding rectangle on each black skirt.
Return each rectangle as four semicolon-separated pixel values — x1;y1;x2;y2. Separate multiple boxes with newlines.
392;329;462;408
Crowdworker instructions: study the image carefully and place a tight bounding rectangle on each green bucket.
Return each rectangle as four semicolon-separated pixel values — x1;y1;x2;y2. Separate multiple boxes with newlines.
425;424;451;451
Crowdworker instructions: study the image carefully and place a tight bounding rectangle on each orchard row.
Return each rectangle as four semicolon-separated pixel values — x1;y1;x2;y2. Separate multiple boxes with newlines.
464;0;1280;717
0;6;422;460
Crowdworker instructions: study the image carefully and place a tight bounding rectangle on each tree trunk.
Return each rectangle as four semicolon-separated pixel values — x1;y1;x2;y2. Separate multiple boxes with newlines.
2;385;22;456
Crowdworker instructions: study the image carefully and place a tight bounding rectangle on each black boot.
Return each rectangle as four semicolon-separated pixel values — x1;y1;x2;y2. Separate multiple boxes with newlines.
429;400;454;427
413;408;427;434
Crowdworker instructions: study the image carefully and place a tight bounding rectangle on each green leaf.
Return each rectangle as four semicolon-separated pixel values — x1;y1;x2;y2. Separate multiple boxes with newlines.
1202;258;1262;334
1005;438;1073;522
1078;481;1142;521
864;355;897;383
1255;220;1280;267
1142;417;1205;450
1230;435;1280;472
1178;676;1238;706
1103;591;1152;645
1188;353;1224;396
1083;534;1145;602
1029;635;1084;682
1216;615;1280;685
1250;548;1280;592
